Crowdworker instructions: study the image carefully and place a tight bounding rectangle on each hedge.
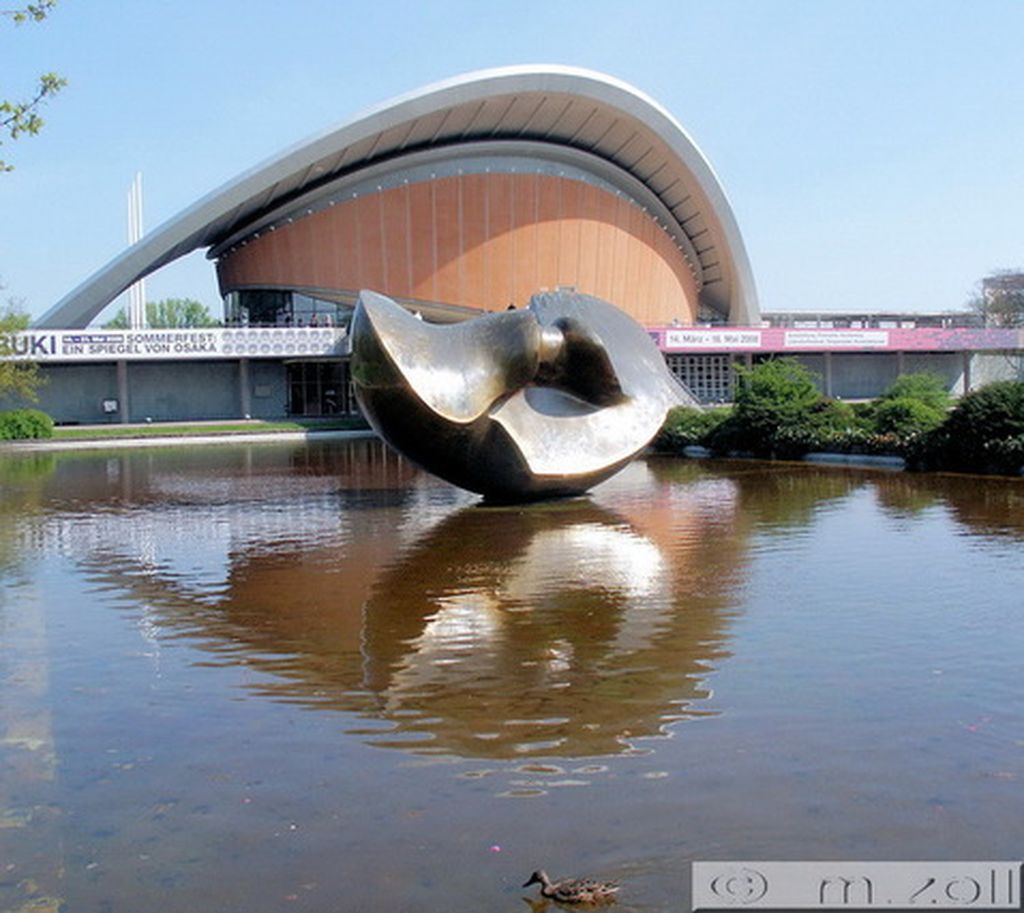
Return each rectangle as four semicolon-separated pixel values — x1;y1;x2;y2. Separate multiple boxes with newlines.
652;406;731;451
914;381;1024;474
0;409;55;440
653;365;1023;476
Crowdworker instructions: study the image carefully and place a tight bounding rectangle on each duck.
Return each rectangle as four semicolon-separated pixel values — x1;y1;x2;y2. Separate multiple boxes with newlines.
522;870;620;904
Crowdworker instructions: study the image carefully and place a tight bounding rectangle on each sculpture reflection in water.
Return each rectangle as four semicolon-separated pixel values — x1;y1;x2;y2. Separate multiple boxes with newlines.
18;445;1024;765
54;448;744;760
358;496;736;758
350;289;692;501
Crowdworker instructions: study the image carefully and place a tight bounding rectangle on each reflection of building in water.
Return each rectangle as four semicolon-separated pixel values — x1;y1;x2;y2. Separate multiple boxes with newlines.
7;441;1024;784
32;443;1022;760
18;441;752;759
7;443;1024;765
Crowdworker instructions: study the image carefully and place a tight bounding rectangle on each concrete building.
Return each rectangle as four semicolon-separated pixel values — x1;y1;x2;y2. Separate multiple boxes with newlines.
3;67;1021;421
39;65;758;332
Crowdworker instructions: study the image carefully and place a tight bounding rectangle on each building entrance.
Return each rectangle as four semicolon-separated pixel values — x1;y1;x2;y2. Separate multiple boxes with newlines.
286;361;357;416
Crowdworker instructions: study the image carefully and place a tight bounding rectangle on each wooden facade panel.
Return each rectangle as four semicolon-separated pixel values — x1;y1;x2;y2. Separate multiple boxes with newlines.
510;173;539;306
460;173;489;309
612;198;630;309
407;181;435;301
356;195;385;294
305;208;337;289
557;179;582;288
576;184;600;300
486;172;514;307
595;189;618;302
535;175;561;291
380;184;410;296
291;210;316;288
432;177;461;305
216;173;699;323
333;200;359;291
274;225;296;288
626;204;644;318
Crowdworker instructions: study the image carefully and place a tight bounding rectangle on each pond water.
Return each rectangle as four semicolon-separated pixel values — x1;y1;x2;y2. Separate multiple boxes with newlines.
1;439;1022;913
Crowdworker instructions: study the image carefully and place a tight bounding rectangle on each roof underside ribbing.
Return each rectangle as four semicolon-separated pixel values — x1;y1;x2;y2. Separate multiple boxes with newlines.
37;65;758;329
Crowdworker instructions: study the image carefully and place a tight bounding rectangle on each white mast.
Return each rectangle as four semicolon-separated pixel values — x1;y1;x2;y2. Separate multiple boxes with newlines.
127;172;146;328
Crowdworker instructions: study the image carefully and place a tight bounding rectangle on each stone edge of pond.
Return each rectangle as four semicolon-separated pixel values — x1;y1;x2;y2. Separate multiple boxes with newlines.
675;445;1024;476
0;428;379;453
679;444;907;471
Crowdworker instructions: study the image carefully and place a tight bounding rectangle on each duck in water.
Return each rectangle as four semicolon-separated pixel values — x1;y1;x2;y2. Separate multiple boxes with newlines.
523;870;620;904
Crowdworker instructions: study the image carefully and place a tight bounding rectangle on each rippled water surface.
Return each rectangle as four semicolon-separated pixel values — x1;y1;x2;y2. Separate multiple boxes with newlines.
1;439;1023;912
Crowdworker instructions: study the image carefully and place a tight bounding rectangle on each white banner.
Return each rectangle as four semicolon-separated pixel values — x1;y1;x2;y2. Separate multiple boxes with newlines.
0;327;347;362
664;329;763;349
784;329;889;348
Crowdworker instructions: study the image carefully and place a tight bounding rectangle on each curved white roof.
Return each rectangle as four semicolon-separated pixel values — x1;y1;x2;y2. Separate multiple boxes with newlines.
38;65;758;328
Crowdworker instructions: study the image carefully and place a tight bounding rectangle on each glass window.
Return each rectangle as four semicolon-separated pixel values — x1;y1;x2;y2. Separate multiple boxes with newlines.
286;361;358;416
226;289;356;329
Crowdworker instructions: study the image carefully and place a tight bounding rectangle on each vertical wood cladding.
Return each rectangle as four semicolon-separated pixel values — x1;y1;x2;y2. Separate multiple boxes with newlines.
217;172;698;324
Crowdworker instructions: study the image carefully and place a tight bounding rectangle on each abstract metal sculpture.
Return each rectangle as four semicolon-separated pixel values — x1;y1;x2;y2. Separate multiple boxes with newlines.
350;289;690;501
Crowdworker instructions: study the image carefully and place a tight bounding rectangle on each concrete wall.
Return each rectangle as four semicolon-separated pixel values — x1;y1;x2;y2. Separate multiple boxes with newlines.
828;353;899;399
780;352;968;400
0;363;121;424
900;352;965;394
3;359;292;424
788;354;827;387
246;360;289;419
972;352;1024;389
127;361;241;422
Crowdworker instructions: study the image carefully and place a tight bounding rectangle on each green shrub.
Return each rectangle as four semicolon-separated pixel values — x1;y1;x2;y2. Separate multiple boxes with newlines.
917;380;1024;474
759;399;860;459
0;409;55;440
653;406;731;451
879;372;952;412
807;398;860;432
982;436;1024;474
728;358;822;456
870;397;946;436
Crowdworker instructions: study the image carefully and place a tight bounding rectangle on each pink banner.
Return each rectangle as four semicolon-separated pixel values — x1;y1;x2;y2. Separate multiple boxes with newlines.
652;325;1024;353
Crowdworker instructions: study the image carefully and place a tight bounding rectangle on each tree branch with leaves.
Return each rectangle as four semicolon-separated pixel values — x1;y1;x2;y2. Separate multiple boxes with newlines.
1;0;66;173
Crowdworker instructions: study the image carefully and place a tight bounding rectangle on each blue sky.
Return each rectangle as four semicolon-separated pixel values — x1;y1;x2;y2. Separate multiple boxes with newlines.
2;0;1022;322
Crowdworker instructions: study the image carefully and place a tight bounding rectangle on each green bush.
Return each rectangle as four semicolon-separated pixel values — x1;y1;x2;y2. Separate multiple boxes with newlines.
870;397;946;436
727;358;822;456
654;367;1022;476
982;436;1024;474
0;409;55;440
879;372;952;412
918;380;1024;474
807;398;860;432
653;406;731;451
760;399;860;459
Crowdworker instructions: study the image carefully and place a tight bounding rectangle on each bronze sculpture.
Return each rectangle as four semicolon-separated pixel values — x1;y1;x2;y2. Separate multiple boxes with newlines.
350;289;691;501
